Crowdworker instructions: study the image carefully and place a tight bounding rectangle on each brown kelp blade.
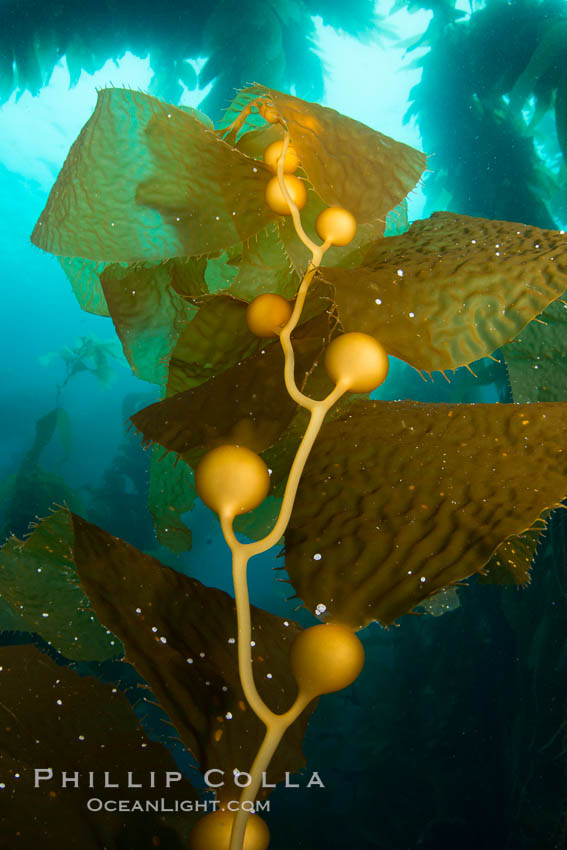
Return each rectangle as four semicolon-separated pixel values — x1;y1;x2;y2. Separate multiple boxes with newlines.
69;512;314;799
0;644;199;848
132;311;333;459
322;212;567;372
286;400;567;628
166;293;261;397
245;84;426;224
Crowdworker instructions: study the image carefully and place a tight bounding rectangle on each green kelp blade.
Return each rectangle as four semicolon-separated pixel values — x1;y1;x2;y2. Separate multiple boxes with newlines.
31;88;276;262
99;259;203;384
322;213;567;373
132;312;333;459
243;85;426;224
0;510;121;660
58;257;110;316
503;296;567;401
148;446;194;553
0;644;199;849
0;595;30;631
166;294;261;396
69;512;315;799
285;400;567;628
228;223;299;301
480;525;546;586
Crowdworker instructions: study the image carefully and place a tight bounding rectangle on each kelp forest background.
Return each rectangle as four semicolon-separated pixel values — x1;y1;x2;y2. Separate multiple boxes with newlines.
1;1;567;848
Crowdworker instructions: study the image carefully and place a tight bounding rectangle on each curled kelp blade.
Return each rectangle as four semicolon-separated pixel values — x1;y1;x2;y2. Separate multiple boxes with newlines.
243;84;426;224
0;643;199;849
503;295;567;402
321;212;567;373
0;510;121;661
69;512;314;800
285;399;567;628
31;88;276;262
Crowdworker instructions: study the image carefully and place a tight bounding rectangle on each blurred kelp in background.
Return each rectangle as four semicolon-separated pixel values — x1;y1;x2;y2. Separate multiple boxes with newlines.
405;0;567;228
0;0;392;116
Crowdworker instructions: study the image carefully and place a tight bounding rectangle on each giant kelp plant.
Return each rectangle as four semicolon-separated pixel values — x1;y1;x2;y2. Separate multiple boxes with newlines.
2;82;567;848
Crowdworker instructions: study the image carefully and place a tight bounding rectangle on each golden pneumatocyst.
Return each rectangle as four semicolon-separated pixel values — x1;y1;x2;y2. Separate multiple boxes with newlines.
195;445;270;519
315;206;357;246
189;809;270;850
263;140;300;173
246;293;292;338
325;332;389;393
260;103;280;124
290;623;365;698
265;174;307;215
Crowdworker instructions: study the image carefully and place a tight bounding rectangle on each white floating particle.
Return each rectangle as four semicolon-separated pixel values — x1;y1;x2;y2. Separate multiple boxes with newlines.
78;735;85;741
41;613;49;618
151;627;158;633
228;638;236;644
0;784;5;790
186;658;194;664
225;712;233;719
266;673;273;679
160;636;167;644
222;686;228;692
135;608;141;614
283;621;289;627
200;652;205;658
409;312;415;318
56;699;62;706
250;641;256;647
375;298;382;305
420;576;426;583
315;603;327;616
313;553;322;561
215;215;220;220
397;269;404;277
